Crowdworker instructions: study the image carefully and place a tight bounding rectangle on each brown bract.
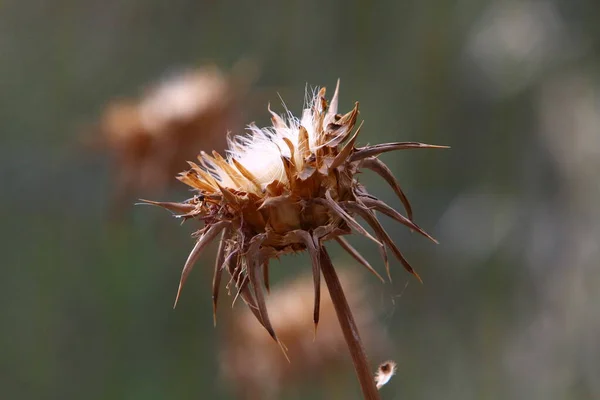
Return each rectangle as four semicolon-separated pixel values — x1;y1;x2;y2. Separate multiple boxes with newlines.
146;81;446;399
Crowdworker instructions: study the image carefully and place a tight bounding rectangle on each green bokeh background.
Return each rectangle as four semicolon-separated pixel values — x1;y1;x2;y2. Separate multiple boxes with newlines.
2;1;600;399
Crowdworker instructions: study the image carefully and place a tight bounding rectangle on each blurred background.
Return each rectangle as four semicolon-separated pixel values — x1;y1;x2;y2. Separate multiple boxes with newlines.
1;0;600;399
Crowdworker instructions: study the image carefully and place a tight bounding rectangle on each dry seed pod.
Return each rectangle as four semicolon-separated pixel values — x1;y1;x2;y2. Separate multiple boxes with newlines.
219;269;392;399
96;66;247;213
147;81;446;398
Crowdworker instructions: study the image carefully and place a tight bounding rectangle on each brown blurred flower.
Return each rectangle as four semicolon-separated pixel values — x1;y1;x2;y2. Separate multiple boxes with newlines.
96;65;248;213
219;269;392;399
147;81;445;398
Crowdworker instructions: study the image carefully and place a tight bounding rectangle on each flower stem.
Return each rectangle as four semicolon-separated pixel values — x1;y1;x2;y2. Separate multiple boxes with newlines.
319;247;381;400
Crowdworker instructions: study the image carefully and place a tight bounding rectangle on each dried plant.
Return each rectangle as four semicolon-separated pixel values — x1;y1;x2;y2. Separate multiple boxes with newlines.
146;81;446;398
95;65;248;213
374;361;397;390
219;269;392;399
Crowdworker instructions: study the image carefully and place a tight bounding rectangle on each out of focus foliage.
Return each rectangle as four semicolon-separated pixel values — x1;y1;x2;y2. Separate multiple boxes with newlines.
1;0;599;399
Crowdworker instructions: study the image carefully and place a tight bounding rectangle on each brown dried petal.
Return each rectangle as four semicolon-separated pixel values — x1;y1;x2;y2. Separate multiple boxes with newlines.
232;158;262;192
298;125;311;162
329;121;363;170
325;79;340;125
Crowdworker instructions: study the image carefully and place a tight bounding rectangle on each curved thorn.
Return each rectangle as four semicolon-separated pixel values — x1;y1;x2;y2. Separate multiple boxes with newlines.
232;274;249;308
296;230;321;334
335;236;385;283
263;260;270;294
358;197;438;244
350;142;449;162
344;202;423;283
225;252;262;323
174;221;229;308
138;199;196;215
249;256;289;361
212;227;230;326
246;236;277;338
316;191;382;246
360;157;413;221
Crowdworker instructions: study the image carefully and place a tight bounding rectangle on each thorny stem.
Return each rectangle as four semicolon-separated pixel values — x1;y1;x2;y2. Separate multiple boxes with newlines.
320;246;381;400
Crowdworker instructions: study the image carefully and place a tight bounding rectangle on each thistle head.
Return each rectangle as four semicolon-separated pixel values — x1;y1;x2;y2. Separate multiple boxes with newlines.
147;80;447;347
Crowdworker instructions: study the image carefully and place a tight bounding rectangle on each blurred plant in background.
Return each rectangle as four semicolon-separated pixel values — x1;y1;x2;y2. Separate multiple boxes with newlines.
218;269;392;399
504;69;600;399
88;64;254;215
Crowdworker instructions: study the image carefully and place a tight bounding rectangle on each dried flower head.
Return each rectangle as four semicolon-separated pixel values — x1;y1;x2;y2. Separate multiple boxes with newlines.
147;81;446;398
95;65;247;212
374;360;397;390
220;269;392;399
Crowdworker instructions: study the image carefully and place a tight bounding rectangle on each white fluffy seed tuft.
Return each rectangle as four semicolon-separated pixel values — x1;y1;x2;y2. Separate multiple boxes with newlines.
374;360;397;390
204;84;342;194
